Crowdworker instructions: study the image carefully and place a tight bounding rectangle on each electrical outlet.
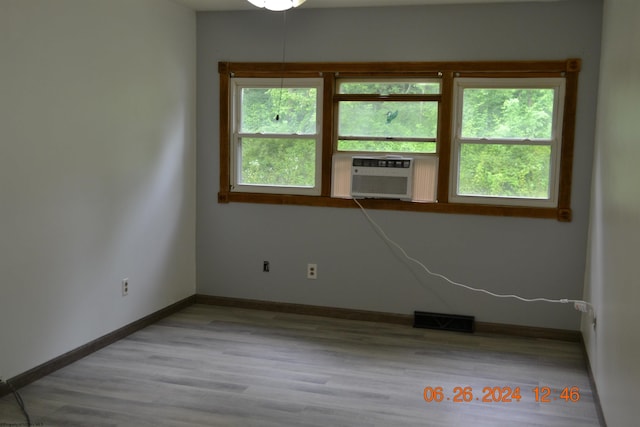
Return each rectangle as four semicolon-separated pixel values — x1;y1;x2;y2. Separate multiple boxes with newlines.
573;301;596;330
263;261;270;272
307;263;317;280
122;278;129;296
574;302;588;313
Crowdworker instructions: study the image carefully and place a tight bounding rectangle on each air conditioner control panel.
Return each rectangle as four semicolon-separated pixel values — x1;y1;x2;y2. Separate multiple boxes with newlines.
352;158;411;168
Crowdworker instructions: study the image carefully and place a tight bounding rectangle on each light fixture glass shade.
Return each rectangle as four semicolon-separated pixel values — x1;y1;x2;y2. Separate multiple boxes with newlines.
247;0;306;12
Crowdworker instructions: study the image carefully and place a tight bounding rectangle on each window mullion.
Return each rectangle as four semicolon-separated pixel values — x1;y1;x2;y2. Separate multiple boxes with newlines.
436;71;455;203
320;73;335;197
459;138;554;146
334;94;442;102
238;133;315;139
338;136;437;143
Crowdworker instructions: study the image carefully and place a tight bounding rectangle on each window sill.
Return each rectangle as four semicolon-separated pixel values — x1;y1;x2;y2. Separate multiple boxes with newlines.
217;191;571;221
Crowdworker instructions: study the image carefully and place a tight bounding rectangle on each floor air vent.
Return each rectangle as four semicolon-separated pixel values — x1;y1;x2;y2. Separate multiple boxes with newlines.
413;311;475;333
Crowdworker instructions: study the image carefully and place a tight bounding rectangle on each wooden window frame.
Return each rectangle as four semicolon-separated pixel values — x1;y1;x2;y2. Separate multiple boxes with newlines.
218;60;580;222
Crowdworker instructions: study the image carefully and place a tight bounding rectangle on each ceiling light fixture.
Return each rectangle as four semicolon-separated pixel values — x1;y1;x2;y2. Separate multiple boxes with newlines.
247;0;306;12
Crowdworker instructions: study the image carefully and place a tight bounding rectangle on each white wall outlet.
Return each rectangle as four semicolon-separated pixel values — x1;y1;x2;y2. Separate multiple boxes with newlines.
122;278;129;296
307;263;317;279
574;302;588;312
573;301;596;329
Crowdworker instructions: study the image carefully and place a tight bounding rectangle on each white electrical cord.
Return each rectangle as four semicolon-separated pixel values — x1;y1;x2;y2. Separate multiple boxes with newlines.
353;198;594;310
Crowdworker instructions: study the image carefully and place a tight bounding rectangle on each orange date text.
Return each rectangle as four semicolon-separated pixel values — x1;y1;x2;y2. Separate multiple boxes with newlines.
422;386;581;403
423;386;522;403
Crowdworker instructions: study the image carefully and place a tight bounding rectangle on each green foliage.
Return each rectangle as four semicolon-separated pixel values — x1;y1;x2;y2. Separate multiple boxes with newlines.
241;87;317;134
458;144;551;198
338;81;440;95
239;86;318;188
458;87;556;198
338;140;436;153
236;80;558;199
337;82;439;154
462;88;554;139
338;101;438;141
240;138;315;187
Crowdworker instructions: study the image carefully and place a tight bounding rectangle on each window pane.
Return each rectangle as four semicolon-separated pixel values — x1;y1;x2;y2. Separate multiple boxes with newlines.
338;140;436;153
458;144;551;199
339;81;440;95
462;88;555;139
339;101;438;139
241;87;317;134
240;138;316;187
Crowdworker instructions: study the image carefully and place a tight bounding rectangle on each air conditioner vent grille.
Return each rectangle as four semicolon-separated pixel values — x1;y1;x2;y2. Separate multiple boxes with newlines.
352;175;409;197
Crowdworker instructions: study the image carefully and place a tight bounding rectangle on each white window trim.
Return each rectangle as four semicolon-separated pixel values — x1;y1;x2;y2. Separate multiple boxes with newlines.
230;77;323;196
449;77;566;208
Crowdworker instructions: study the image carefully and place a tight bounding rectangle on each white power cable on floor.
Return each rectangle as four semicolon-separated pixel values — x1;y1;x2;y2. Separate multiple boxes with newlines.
353;198;594;311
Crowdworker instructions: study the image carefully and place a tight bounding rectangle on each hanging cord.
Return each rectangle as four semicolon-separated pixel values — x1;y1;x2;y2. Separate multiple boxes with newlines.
275;10;287;121
353;198;594;309
5;379;32;426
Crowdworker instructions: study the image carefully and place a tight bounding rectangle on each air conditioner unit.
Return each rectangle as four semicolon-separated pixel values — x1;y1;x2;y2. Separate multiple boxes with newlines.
351;156;413;200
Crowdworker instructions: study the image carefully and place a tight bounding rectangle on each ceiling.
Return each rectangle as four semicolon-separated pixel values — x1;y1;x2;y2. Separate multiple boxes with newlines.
174;0;561;11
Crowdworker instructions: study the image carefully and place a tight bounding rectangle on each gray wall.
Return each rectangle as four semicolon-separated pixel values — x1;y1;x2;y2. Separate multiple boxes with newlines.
583;0;640;425
197;0;603;330
0;0;196;380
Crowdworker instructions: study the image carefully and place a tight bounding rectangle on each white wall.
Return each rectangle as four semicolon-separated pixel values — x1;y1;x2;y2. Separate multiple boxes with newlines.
196;0;602;330
583;0;640;425
0;0;196;380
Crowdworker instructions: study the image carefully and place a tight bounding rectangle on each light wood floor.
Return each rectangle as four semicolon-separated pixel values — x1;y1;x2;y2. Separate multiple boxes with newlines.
0;304;602;427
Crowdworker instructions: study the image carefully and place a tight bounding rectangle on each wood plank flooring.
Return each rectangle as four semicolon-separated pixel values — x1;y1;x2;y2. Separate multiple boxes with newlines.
0;304;602;426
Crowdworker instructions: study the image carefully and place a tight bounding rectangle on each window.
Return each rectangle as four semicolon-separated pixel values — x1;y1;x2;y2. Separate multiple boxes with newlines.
218;60;580;221
230;78;323;195
450;78;565;207
336;79;440;154
332;79;441;202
